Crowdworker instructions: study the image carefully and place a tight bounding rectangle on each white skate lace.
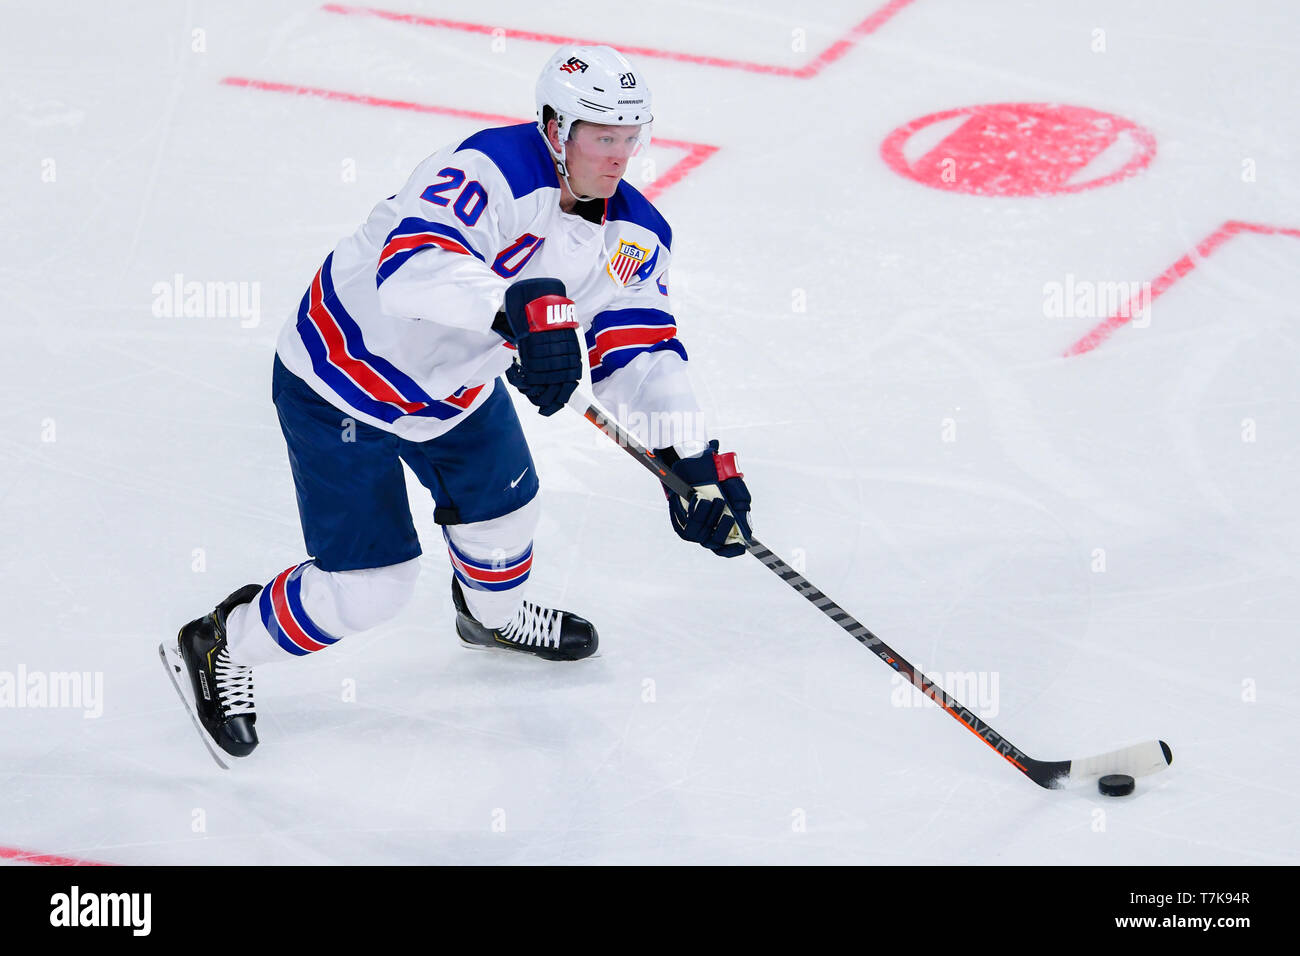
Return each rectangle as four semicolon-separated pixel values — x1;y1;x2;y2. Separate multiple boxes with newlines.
214;648;256;716
499;601;562;648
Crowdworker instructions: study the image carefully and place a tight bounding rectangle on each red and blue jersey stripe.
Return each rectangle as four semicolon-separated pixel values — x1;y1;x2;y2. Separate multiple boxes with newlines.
258;560;342;657
296;253;484;423
376;217;484;287
443;529;532;593
585;308;687;384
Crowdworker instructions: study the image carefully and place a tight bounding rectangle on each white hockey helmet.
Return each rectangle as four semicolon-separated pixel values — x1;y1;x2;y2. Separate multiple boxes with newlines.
535;44;653;177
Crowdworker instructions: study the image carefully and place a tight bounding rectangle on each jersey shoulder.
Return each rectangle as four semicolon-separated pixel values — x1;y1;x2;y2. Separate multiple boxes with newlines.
607;180;671;251
453;124;557;200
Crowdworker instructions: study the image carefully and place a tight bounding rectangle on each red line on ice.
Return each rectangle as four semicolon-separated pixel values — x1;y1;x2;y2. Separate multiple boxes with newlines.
321;0;918;78
0;845;113;866
1064;220;1300;357
219;77;717;202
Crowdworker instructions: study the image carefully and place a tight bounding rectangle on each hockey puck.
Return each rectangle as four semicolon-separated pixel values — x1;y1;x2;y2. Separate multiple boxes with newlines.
1098;774;1135;796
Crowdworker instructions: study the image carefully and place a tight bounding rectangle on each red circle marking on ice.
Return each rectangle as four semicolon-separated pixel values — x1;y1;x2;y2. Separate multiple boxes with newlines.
881;103;1156;196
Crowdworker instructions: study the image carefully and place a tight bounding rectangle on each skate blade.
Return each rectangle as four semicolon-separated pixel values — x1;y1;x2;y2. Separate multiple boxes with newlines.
157;641;230;770
456;633;601;661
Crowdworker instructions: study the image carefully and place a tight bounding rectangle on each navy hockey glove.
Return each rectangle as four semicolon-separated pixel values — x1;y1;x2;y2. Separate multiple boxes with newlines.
494;277;582;416
660;440;753;558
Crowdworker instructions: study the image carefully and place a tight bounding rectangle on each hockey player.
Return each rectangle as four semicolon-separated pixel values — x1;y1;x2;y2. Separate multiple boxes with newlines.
161;45;753;762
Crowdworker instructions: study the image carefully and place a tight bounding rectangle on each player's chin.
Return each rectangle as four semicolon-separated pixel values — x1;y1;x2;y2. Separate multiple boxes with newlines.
596;174;623;196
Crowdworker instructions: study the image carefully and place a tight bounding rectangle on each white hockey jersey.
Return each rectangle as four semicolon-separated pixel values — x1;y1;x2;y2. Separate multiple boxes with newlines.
275;122;706;451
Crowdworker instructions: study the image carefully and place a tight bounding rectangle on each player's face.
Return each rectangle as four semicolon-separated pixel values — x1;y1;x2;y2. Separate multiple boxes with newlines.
561;122;642;199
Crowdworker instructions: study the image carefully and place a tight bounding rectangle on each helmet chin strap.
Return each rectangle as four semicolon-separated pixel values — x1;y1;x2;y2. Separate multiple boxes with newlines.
546;121;597;204
554;156;596;204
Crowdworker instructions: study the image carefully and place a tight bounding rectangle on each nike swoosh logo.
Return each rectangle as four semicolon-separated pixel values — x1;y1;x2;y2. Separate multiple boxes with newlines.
509;468;529;489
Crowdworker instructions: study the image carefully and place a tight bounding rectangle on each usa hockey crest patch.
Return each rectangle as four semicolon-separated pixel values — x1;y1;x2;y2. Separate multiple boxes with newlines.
606;238;650;286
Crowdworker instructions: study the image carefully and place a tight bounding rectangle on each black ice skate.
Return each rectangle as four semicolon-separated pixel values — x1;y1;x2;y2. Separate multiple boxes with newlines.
159;583;262;767
452;576;598;661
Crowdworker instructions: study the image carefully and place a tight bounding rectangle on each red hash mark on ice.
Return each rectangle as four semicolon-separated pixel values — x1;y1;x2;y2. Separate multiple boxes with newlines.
1064;220;1300;357
220;77;717;202
0;844;113;866
322;0;918;78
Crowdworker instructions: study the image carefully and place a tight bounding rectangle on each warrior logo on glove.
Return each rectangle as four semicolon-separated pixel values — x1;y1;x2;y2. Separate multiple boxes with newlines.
494;277;583;417
545;302;577;326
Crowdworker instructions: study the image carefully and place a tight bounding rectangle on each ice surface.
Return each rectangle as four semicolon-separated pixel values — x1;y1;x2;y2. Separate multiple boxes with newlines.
2;0;1298;864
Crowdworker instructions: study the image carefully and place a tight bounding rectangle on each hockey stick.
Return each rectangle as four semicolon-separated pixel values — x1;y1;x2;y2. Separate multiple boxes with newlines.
567;390;1173;789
